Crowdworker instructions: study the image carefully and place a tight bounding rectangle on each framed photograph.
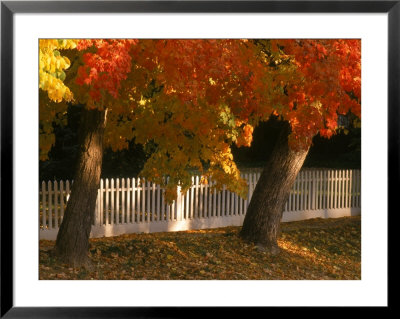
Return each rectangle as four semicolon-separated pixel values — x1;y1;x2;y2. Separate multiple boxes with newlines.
1;0;394;316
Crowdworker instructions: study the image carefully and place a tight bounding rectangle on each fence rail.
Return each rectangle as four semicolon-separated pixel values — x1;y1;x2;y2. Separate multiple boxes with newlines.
39;169;361;240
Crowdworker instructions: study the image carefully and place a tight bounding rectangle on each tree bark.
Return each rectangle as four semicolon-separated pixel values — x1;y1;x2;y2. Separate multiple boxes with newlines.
53;107;107;267
240;121;310;255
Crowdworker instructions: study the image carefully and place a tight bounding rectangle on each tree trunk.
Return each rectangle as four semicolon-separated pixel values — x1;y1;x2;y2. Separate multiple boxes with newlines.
240;121;310;255
53;107;107;267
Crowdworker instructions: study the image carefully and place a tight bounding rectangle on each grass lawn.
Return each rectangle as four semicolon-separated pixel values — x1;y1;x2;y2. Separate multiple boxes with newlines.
39;216;361;280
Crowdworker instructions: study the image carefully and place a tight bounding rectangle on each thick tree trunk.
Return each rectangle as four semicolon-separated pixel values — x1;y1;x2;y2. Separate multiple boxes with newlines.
240;121;310;255
53;107;107;267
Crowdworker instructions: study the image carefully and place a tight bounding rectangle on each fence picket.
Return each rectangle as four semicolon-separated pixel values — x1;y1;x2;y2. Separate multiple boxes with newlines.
304;171;308;210
349;170;354;208
338;170;342;208
41;181;46;228
355;170;359;207
226;189;231;216
319;171;324;210
176;186;182;221
121;178;125;223
342;170;346;208
330;171;334;209
347;170;353;208
204;181;208;218
53;181;58;228
209;182;213;218
313;171;317;210
188;177;193;219
161;184;165;221
48;181;53;229
182;186;187;220
215;188;219;217
131;178;136;222
344;170;348;208
116;178;120;224
156;185;161;221
318;171;322;210
353;170;357;207
199;181;204;218
143;178;147;222
99;179;103;225
332;171;336;209
307;171;311;210
329;170;332;209
325;170;329;209
104;179;109;224
171;189;175;221
150;181;155;222
208;182;213;218
340;170;344;208
192;176;197;218
193;182;197;219
222;185;226;216
212;181;217;217
337;170;341;208
111;178;115;225
146;180;151;222
230;189;234;216
136;178;140;222
317;171;321;210
343;170;347;208
312;171;315;210
126;178;130;223
140;178;145;222
341;171;345;209
312;170;316;210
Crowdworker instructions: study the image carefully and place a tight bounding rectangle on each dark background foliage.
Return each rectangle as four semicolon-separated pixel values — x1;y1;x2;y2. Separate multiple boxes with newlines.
39;107;361;182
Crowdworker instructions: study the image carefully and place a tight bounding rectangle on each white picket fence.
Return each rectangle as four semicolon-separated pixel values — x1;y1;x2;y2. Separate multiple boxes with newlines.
39;168;361;240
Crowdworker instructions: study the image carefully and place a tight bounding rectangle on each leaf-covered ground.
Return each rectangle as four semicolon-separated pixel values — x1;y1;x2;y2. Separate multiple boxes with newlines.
39;216;361;280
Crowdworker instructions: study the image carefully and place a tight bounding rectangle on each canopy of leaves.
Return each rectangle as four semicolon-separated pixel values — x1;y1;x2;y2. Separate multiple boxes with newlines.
39;39;361;201
39;39;78;160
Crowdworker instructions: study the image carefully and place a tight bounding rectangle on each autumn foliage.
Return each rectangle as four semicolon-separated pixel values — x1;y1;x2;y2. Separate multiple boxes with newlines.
39;39;361;201
40;216;361;280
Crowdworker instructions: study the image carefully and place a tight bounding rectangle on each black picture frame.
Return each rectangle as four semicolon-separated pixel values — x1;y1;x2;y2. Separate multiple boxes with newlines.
1;1;395;317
